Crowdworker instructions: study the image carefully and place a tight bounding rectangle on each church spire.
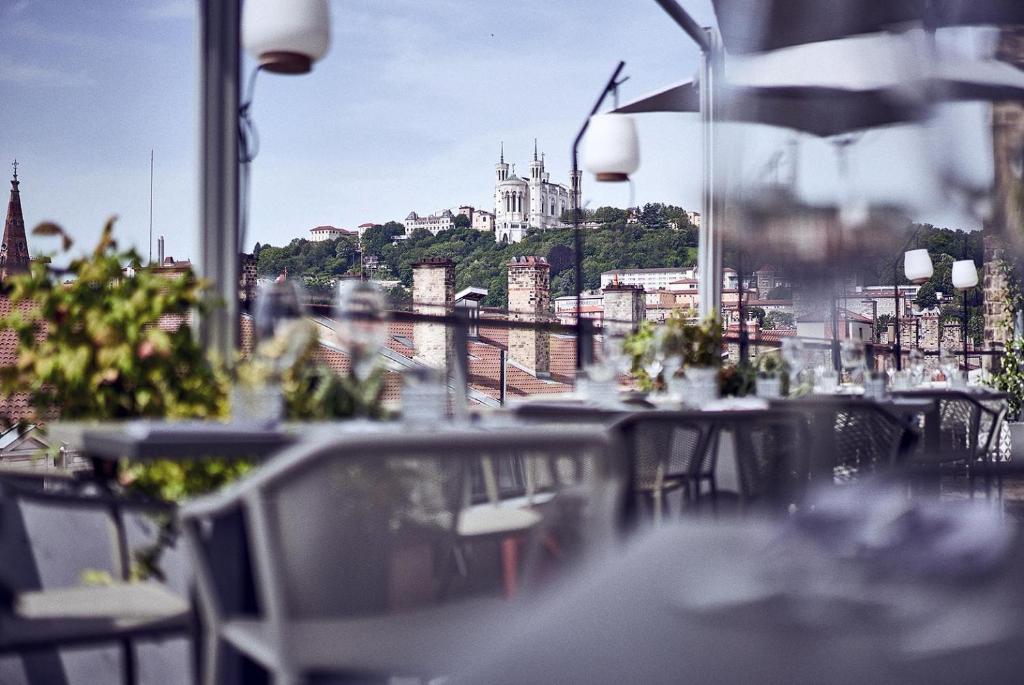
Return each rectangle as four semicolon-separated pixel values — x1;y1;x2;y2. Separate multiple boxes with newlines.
500;141;504;164
1;160;31;281
533;138;538;161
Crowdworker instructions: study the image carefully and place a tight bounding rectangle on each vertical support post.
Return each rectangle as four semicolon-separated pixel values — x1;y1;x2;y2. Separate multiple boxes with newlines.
697;27;723;320
963;291;970;373
198;0;241;361
893;263;902;371
452;308;470;422
499;348;507;405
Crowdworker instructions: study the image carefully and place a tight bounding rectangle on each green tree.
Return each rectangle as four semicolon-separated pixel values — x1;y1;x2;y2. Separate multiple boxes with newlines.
454;213;471;229
764;310;795;330
915;282;938;310
747;306;766;327
875;313;894;338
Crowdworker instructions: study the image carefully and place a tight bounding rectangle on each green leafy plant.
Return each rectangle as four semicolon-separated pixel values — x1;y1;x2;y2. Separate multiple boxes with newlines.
0;219;226;423
989;336;1024;420
663;311;722;369
717;363;755;397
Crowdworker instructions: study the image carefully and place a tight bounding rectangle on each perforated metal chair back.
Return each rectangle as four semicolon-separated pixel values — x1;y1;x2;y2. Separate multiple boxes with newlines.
181;427;623;683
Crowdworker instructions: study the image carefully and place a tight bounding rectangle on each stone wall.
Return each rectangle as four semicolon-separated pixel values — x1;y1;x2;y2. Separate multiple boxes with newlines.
982;27;1024;365
413;258;454;370
507;256;550;376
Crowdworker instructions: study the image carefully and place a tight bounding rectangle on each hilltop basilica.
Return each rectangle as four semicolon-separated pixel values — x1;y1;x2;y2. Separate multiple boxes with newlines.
493;141;580;243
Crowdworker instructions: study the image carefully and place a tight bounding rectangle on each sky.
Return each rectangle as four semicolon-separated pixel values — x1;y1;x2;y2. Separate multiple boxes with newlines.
0;0;992;265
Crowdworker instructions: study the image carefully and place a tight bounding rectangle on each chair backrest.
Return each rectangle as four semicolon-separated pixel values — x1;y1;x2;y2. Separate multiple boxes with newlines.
181;427;623;629
893;390;1002;463
612;411;712;487
788;398;918;485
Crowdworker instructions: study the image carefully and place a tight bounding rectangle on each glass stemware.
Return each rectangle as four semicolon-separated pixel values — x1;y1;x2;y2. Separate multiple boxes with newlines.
333;280;388;383
241;279;312;425
781;338;805;395
840;340;867;389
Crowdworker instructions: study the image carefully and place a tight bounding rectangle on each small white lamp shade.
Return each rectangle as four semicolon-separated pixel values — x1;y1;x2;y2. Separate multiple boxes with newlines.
904;249;933;284
243;0;331;75
583;113;640;182
952;259;979;289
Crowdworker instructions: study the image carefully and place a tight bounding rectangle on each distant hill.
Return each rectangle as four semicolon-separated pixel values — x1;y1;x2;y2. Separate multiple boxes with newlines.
257;204;700;306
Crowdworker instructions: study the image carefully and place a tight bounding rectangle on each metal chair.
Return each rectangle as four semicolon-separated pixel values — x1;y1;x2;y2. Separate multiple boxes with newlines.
181;427;624;684
613;409;806;520
893;390;1009;496
611;411;714;523
0;471;188;685
782;398;919;487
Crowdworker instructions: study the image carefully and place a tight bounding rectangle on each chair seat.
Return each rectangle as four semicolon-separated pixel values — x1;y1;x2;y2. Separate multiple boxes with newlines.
221;597;510;677
17;582;188;620
1;583;190;654
457;505;543;537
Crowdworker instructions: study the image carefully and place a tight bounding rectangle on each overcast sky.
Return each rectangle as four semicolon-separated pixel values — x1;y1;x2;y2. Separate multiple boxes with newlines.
0;0;989;265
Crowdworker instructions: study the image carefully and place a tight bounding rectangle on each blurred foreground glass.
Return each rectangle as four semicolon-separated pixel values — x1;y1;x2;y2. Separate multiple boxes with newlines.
781;338;806;394
401;366;448;428
907;348;926;387
239;280;312;425
721;32;938;282
840;340;866;388
679;367;720;408
333;280;388;382
583;321;633;405
939;346;962;387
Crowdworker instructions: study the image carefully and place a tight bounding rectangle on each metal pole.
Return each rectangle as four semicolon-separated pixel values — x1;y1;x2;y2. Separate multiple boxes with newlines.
572;61;626;370
198;0;241;360
652;0;711;51
963;290;970;372
894;262;902;370
697;27;723;319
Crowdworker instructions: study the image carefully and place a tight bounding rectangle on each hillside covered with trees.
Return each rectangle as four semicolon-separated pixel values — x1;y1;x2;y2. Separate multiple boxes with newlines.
256;203;699;306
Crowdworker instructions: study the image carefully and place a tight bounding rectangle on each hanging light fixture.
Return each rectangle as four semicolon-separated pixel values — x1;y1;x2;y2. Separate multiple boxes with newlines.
903;248;933;284
583;113;640;182
243;0;331;75
952;259;979;289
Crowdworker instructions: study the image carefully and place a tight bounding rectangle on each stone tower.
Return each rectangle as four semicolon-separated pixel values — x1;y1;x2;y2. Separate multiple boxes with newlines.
507;256;550;376
1;161;30;281
602;284;645;326
412;258;455;370
983;27;1024;359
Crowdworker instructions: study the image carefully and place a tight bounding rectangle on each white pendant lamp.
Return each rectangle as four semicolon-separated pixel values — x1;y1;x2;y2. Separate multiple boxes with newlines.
904;249;933;284
243;0;331;75
583;113;640;182
952;259;979;289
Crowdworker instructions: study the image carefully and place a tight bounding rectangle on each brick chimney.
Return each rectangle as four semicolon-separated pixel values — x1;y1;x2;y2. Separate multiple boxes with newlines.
602;283;645;326
413;258;455;369
507;256;550;377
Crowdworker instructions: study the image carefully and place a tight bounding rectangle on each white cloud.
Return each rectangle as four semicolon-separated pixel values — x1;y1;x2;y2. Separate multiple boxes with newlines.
139;0;194;21
0;56;95;87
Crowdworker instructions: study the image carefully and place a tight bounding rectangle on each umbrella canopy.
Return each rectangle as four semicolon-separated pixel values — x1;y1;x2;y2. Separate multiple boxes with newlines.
612;34;1024;138
711;0;1024;55
613;80;920;138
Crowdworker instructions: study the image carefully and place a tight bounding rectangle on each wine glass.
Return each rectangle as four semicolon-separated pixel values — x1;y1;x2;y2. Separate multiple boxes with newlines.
781;338;805;395
643;327;668;392
333;280;389;382
908;348;926;387
254;279;312;375
840;340;866;389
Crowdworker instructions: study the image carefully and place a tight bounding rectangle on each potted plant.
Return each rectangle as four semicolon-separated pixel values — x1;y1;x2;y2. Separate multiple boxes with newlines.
755;352;788;399
663;312;722;406
988;336;1024;458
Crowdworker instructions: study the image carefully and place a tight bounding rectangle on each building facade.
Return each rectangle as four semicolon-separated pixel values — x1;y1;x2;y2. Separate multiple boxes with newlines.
309;225;353;242
494;141;572;243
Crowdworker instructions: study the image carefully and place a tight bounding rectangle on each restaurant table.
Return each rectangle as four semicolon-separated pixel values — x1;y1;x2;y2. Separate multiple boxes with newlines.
452;515;1024;685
